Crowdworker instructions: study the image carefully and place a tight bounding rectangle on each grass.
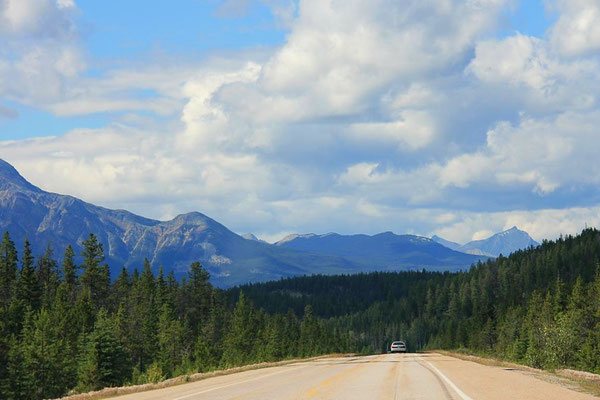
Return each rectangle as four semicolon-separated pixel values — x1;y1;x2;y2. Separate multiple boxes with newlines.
59;354;354;400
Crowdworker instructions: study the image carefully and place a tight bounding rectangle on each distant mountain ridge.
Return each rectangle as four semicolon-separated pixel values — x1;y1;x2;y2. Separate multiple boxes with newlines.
430;235;461;251
0;159;486;287
275;231;486;270
0;159;360;286
431;227;539;257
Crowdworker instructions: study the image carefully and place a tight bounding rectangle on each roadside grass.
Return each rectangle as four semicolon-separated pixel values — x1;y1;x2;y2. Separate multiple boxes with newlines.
58;354;354;400
434;349;600;397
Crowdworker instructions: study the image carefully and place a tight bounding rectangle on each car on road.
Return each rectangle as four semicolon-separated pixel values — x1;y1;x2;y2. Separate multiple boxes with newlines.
390;341;407;353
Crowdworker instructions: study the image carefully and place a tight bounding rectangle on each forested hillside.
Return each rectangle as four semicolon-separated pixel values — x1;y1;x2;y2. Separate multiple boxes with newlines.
236;229;600;370
1;228;599;399
0;232;352;400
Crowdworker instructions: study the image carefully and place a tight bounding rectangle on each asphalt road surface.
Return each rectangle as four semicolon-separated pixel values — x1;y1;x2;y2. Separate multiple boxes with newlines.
111;353;598;399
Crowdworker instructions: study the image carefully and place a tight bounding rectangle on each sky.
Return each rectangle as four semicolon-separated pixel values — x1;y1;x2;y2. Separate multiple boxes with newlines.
1;0;600;244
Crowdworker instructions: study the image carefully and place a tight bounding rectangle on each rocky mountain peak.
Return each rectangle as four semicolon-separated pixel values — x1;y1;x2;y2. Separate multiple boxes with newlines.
0;159;41;192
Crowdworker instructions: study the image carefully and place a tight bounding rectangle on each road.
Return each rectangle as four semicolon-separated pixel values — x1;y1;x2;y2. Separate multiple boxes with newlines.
111;353;598;400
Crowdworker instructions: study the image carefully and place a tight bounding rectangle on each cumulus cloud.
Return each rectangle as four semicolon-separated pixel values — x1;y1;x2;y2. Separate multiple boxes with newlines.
550;0;600;57
257;0;507;119
467;33;599;113
0;0;84;105
2;0;600;244
433;206;600;244
435;110;600;200
348;110;436;151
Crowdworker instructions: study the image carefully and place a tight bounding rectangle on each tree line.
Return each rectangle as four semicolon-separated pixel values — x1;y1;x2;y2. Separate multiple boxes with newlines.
0;232;353;399
2;228;600;398
234;228;600;371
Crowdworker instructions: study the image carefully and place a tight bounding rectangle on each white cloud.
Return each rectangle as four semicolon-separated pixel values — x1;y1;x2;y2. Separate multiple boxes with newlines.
550;0;600;57
0;0;84;105
468;34;553;90
3;0;600;246
438;110;600;194
434;206;600;244
348;110;436;150
467;33;599;112
258;0;508;118
56;0;75;8
471;230;494;241
356;199;384;217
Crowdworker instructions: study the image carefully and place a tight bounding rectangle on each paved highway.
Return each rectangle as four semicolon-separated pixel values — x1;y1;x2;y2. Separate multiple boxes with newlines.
111;353;598;399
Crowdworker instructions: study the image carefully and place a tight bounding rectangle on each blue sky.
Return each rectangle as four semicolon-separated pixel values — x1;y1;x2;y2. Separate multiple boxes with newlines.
1;0;600;244
0;0;549;141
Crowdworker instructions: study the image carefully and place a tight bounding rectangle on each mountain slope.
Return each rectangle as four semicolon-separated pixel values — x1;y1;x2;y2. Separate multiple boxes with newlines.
459;227;539;257
0;159;357;286
432;227;540;257
0;159;486;286
431;235;461;251
275;231;486;270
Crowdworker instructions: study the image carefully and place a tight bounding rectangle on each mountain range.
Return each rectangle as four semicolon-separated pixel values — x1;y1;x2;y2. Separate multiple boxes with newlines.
274;232;485;269
0;159;534;286
431;228;539;257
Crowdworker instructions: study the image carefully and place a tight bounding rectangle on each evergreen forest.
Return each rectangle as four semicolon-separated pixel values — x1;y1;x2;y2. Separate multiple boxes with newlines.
1;228;600;399
235;229;600;370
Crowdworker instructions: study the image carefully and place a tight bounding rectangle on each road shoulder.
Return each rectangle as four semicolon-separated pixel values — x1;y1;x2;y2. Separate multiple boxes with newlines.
434;350;600;398
59;354;355;400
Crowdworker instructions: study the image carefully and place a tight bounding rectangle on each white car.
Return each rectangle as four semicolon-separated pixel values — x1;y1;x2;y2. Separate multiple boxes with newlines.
390;341;407;353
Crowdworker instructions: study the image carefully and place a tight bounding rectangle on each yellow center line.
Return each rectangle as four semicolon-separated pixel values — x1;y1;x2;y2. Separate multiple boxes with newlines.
305;355;384;398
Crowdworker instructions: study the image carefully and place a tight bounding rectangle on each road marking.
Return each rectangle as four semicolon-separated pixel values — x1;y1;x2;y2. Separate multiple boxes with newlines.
305;354;383;398
172;367;302;400
421;357;474;400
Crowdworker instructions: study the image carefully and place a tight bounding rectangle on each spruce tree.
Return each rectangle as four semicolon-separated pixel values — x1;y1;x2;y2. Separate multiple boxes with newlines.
80;234;110;310
23;308;70;399
17;239;40;311
183;262;211;337
62;245;78;291
300;305;320;356
0;231;18;308
110;267;130;312
77;309;129;391
37;244;59;308
5;334;34;399
222;291;256;367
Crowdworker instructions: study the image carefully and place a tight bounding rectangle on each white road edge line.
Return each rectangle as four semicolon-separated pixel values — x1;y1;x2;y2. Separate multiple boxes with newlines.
172;366;301;400
421;357;474;400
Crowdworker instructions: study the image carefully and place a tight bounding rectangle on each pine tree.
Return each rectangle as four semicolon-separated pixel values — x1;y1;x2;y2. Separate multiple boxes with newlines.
77;309;130;392
62;245;78;292
80;233;110;310
53;283;79;387
182;262;211;337
194;334;214;373
110;267;130;312
23;308;71;399
37;244;59;308
75;287;96;334
0;231;18;308
300;305;320;357
135;259;158;372
4;334;34;399
17;239;40;312
157;303;187;377
264;313;284;360
221;291;256;367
